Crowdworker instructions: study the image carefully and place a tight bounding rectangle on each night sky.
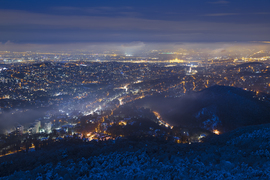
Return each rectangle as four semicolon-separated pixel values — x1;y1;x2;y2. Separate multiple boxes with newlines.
0;0;270;49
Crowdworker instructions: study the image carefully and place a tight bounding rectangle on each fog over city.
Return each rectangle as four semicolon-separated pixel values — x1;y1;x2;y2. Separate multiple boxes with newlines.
1;0;270;179
1;41;270;55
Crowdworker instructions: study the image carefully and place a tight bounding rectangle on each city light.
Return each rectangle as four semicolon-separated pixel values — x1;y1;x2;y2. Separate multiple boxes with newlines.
213;129;220;135
0;0;269;178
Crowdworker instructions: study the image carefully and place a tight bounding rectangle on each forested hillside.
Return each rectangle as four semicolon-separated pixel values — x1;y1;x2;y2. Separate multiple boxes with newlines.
1;123;270;179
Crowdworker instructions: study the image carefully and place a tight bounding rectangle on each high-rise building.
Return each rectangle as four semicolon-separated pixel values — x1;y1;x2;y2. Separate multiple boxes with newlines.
31;120;41;134
44;122;52;134
16;125;24;135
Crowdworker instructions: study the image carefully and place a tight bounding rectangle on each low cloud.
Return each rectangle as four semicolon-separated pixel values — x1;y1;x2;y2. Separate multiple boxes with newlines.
208;0;230;4
0;41;269;55
203;13;239;16
120;41;145;55
121;41;145;48
0;10;269;44
51;6;136;17
0;109;47;134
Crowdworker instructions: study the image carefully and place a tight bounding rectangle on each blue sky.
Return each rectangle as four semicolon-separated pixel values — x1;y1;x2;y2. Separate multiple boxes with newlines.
0;0;269;49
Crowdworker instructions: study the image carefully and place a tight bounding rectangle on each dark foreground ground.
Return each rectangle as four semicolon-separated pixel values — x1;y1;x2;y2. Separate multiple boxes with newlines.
1;123;270;179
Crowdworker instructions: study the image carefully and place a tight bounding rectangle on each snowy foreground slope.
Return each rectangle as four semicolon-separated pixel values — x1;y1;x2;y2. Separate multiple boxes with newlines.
1;124;270;180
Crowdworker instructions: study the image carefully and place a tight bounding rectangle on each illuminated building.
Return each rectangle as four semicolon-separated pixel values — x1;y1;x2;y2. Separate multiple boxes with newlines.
29;120;41;134
16;125;24;135
44;122;52;134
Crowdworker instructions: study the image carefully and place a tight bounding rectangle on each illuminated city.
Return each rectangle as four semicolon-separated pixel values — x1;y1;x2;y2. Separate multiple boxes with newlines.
1;48;270;152
0;0;270;179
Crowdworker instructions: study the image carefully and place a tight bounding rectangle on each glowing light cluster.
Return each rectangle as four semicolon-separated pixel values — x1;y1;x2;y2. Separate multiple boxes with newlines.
153;111;173;129
213;129;220;135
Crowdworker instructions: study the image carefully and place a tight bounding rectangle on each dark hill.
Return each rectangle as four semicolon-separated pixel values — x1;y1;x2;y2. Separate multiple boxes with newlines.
227;62;263;70
132;85;270;133
174;85;270;132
